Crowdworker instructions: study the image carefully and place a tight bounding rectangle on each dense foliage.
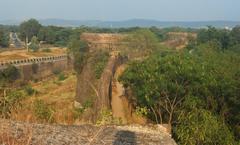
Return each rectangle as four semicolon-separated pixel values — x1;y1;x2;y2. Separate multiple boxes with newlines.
0;65;21;87
29;36;40;51
120;26;240;144
19;19;42;42
93;51;109;79
68;38;89;74
0;28;9;47
197;26;240;52
38;26;73;46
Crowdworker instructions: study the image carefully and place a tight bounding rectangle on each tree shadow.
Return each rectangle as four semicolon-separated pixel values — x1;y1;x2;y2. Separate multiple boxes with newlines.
113;130;136;145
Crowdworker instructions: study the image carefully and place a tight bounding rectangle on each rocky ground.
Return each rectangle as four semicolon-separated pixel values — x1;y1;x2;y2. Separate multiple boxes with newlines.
0;119;176;145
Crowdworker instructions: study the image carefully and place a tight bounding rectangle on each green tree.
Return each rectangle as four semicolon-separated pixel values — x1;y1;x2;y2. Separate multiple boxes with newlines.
231;26;240;44
175;96;236;145
68;38;89;74
125;28;159;56
29;36;40;52
120;49;240;140
19;19;41;46
0;28;9;47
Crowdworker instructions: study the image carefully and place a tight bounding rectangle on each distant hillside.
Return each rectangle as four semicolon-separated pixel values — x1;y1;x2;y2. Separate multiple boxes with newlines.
0;19;239;28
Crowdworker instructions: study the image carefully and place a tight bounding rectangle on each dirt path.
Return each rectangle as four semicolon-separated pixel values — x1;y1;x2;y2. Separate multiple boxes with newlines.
111;65;127;123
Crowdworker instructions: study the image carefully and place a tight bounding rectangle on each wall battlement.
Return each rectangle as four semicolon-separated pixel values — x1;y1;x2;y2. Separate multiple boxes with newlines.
0;54;72;82
0;55;68;70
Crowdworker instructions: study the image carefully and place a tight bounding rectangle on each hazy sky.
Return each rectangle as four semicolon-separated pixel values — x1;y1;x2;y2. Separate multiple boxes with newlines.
0;0;239;21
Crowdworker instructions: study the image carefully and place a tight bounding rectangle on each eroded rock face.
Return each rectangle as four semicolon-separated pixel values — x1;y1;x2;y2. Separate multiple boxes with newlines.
75;53;124;110
0;119;177;145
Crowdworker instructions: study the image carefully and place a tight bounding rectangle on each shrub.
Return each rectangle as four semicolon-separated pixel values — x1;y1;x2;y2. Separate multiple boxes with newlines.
96;108;122;125
68;39;89;74
135;106;148;117
2;65;21;83
93;51;109;79
96;108;114;125
0;90;24;118
29;36;40;52
73;107;85;119
52;68;61;75
24;85;37;96
41;48;51;52
174;97;236;145
73;99;94;120
58;73;67;81
33;99;54;122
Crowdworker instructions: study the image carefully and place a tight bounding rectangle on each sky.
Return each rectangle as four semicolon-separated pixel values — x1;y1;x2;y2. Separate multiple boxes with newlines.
0;0;239;21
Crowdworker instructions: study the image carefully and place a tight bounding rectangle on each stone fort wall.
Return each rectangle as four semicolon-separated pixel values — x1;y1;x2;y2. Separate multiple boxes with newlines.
0;55;73;81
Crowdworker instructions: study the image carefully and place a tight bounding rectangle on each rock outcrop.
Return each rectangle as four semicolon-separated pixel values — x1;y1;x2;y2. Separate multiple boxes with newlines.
0;119;177;145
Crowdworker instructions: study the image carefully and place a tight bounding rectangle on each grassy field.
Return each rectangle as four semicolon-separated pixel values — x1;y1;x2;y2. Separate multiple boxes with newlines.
10;71;78;125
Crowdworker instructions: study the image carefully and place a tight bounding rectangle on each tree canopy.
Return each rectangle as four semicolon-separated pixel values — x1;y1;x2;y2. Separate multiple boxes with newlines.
19;19;42;42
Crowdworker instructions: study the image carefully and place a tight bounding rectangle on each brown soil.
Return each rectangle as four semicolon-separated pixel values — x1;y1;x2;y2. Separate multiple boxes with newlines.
111;81;126;123
111;65;147;125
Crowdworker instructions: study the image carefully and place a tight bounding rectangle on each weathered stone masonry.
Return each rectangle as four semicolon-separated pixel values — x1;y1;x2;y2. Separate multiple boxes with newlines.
0;55;72;81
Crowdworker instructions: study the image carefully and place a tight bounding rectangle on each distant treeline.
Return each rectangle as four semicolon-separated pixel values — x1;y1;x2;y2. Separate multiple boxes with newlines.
0;18;213;48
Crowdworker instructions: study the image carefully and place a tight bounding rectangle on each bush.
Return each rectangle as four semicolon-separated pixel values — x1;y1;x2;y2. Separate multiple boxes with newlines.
174;97;236;145
135;106;148;117
96;108;122;125
29;36;40;52
0;91;24;118
93;51;109;79
96;108;114;125
52;68;61;75
68;39;89;74
24;85;37;96
33;99;54;122
2;65;21;83
58;73;67;81
41;48;51;52
73;99;94;120
73;107;85;119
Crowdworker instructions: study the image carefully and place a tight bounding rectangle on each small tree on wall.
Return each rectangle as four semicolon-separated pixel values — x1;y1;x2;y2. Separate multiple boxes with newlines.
29;36;40;52
68;39;89;74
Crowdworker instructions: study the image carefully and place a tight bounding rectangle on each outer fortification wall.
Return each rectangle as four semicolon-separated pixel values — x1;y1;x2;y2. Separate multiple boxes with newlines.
0;55;73;81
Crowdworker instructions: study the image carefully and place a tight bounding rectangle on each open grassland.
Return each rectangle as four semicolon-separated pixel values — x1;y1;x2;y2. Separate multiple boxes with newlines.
10;71;78;125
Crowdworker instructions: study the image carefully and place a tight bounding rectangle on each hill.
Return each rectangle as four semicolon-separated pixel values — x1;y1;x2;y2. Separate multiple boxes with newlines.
0;19;239;28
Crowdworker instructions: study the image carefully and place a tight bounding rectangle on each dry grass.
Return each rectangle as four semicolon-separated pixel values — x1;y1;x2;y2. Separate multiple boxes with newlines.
0;125;33;145
0;47;67;61
10;71;78;125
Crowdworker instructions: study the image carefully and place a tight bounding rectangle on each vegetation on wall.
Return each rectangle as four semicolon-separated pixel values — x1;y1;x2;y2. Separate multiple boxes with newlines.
0;65;21;86
68;38;89;74
93;51;109;79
